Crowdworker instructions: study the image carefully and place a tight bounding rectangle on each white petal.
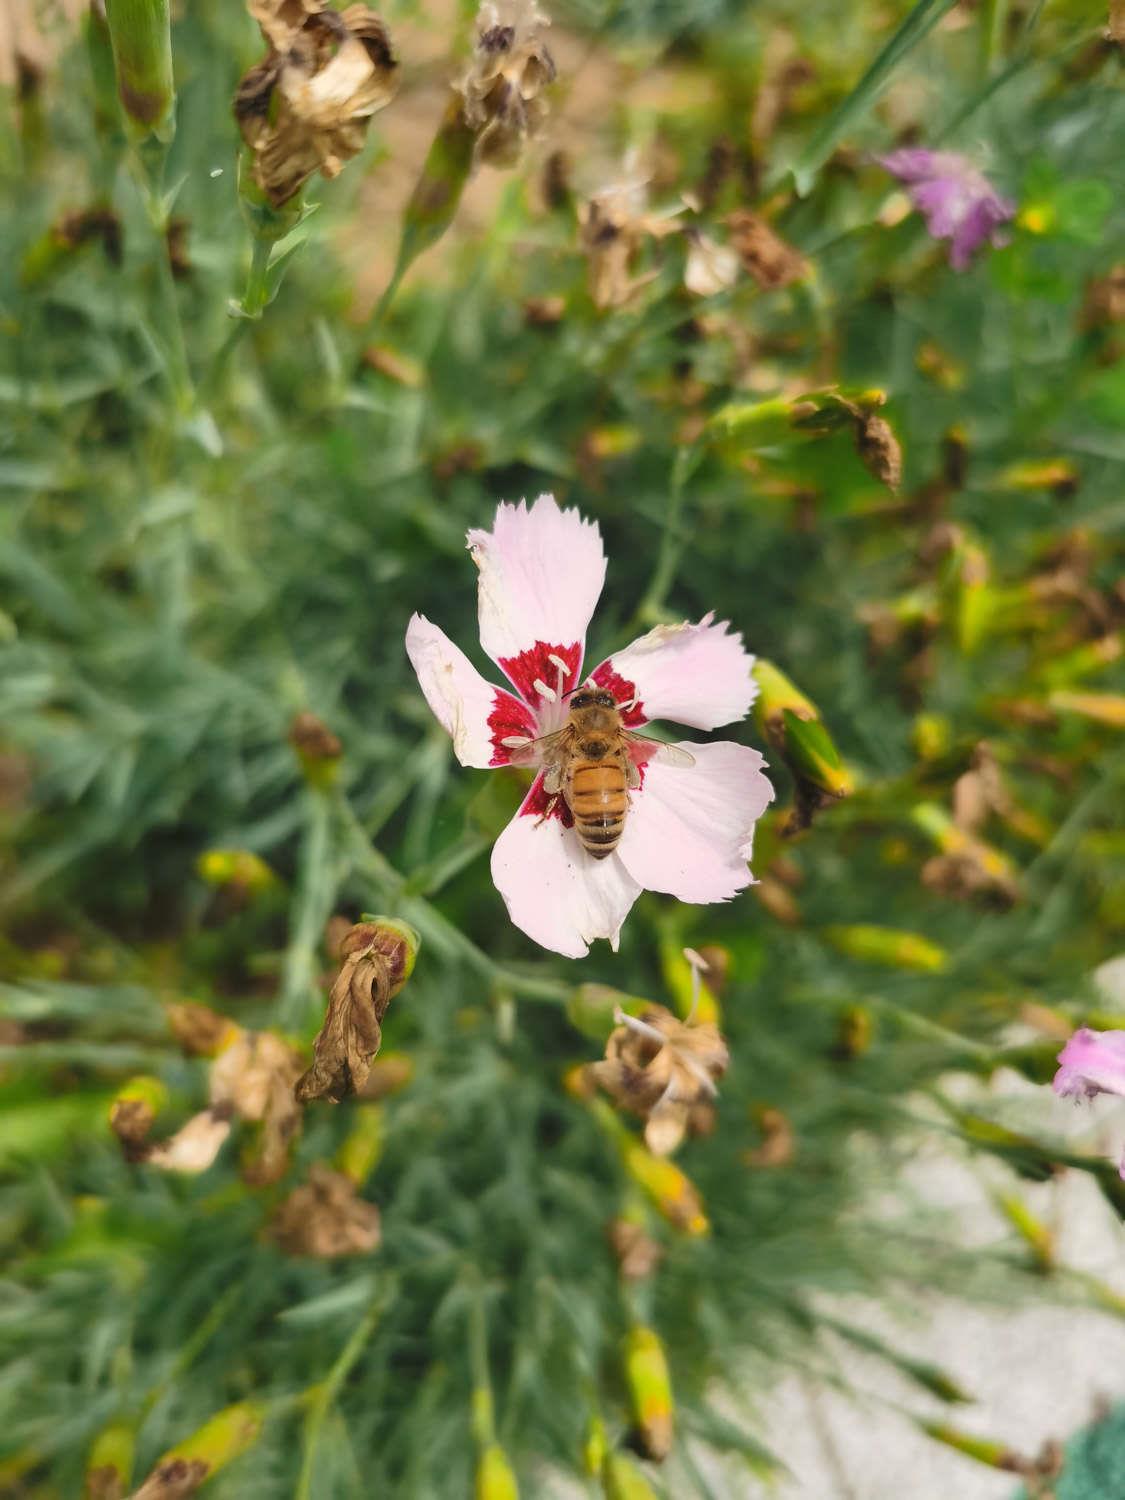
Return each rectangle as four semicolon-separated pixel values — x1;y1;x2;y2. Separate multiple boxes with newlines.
406;613;534;769
491;794;642;959
617;740;773;903
591;614;756;730
467;495;607;678
147;1110;231;1173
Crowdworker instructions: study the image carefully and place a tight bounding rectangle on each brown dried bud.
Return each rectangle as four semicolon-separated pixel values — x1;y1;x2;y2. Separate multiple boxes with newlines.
130;1459;210;1499
725;209;807;289
296;918;419;1103
271;1163;381;1256
289;710;342;762
590;1005;728;1156
743;1106;794;1168
234;5;398;208
165;217;191;281
110;1098;157;1160
166;1001;239;1057
523;294;565;327
855;409;902;492
607;1217;663;1281
458;0;556;169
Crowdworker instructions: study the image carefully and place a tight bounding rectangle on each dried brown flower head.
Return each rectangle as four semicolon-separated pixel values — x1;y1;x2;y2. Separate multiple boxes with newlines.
210;1030;304;1185
855;408;903;492
591;1004;728;1156
725;209;807;289
296;918;419;1103
458;0;556;168
234;4;398;207
289;709;342;763
578;172;679;310
743;1105;794;1167
166;1000;240;1056
271;1163;381;1256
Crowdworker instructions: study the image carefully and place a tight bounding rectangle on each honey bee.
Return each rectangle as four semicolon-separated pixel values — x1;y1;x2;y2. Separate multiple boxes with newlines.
507;687;694;859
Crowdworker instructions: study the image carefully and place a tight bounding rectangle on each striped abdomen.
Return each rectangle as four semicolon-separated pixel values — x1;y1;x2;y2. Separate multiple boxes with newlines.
568;758;628;859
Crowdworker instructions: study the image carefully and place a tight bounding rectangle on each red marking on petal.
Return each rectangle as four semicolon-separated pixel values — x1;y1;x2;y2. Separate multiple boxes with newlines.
591;660;646;727
487;689;538;768
498;641;582;709
626;741;649;788
519;772;573;827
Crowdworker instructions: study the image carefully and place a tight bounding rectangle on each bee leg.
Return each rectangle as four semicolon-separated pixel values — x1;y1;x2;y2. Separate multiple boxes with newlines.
534;794;560;827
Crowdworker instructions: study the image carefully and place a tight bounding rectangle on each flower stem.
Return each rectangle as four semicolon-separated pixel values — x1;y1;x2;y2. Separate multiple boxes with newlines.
296;1288;393;1500
633;442;704;629
130;140;194;412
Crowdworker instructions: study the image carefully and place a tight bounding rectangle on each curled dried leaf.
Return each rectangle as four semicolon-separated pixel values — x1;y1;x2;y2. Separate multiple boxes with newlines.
296;919;418;1103
271;1163;381;1256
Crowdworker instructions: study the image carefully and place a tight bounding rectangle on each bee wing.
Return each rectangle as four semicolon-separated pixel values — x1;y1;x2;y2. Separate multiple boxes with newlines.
625;731;696;769
505;726;569;768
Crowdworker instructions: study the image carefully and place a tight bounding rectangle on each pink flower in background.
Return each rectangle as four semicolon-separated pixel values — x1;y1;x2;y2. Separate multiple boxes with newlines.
1054;1027;1125;1179
406;494;773;958
1054;1028;1125;1102
878;149;1015;270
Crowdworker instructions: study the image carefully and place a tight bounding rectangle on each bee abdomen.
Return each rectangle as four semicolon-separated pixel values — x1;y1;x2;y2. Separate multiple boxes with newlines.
570;761;628;860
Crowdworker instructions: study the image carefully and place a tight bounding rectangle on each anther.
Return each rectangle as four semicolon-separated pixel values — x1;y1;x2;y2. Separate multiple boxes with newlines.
501;735;532;748
532;678;557;702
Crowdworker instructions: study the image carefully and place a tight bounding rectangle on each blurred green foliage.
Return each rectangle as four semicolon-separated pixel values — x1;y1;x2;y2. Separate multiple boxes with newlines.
1;0;1124;1492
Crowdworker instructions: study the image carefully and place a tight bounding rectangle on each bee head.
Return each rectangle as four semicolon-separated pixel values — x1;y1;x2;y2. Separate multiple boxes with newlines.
569;688;617;710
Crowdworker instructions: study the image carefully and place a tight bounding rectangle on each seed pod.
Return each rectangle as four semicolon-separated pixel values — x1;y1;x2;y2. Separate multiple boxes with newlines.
622;1327;673;1461
102;0;175;142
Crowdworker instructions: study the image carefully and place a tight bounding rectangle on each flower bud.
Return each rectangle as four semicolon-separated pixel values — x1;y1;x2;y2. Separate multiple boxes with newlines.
109;1075;168;1160
601;1451;660;1500
147;1400;265;1488
295;918;420;1103
619;1134;708;1235
289;710;342;787
1048;689;1125;728
102;0;175;142
84;1421;135;1499
566;983;649;1041
334;1101;385;1184
917;1421;1021;1471
475;1442;519;1500
622;1326;673;1461
582;1414;608;1477
822;923;948;973
195;848;275;893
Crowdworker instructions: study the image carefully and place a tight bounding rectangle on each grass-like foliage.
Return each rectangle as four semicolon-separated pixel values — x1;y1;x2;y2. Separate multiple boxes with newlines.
1;0;1124;1493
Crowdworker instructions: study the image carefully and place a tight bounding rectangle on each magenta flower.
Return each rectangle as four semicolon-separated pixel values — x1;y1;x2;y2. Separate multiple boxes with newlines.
878;149;1015;271
405;494;773;958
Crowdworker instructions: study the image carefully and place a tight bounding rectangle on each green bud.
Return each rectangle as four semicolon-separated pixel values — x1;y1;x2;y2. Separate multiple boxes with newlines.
157;1399;265;1475
602;1451;660;1500
822;924;948;973
475;1442;519;1500
102;0;175;142
622;1326;674;1461
334;1103;385;1187
567;984;651;1041
582;1415;608;1477
780;711;853;799
85;1421;135;1498
995;1192;1054;1270
391;99;475;291
918;1421;1019;1471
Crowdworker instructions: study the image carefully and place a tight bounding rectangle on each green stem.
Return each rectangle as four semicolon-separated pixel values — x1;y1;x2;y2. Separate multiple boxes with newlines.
296;1289;392;1500
279;785;338;1030
131;142;194;412
336;796;571;1005
633;442;704;630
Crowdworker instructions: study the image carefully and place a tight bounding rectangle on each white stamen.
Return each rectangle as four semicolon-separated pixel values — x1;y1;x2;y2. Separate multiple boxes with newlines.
547;653;570;675
501;735;532;748
613;1006;669;1048
533;678;557;703
682;947;710;1023
617;696;637;711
